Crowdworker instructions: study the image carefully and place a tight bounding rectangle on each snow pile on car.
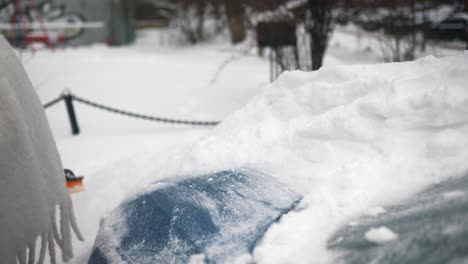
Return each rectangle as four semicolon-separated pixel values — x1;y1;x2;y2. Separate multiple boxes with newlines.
154;53;468;263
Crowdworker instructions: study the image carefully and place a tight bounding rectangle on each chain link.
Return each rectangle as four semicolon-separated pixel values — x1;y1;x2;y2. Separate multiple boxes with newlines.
71;94;220;127
43;96;63;109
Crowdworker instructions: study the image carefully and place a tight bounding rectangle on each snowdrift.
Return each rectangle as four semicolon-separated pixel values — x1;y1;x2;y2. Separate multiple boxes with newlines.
0;36;82;263
89;53;468;263
89;170;301;263
152;53;468;263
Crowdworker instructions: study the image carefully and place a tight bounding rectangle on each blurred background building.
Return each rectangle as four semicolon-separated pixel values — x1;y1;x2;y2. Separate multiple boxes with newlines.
1;0;466;74
0;0;135;47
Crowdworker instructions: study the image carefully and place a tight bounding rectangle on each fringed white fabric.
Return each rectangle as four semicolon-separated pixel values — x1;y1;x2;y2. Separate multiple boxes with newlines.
0;37;83;263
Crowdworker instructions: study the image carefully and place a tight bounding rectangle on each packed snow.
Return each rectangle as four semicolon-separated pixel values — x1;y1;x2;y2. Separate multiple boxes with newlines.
16;28;468;263
364;227;399;244
167;53;468;264
442;190;466;199
365;207;387;217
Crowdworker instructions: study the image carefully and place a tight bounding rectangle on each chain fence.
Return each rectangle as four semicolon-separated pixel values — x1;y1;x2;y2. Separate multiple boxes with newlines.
42;91;220;134
43;96;64;109
72;94;220;126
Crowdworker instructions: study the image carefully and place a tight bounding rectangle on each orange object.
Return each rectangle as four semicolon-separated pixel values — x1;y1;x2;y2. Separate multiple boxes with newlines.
64;169;84;193
66;179;85;194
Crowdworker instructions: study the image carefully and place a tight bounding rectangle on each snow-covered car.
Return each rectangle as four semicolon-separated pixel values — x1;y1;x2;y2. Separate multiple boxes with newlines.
89;170;302;263
329;174;468;264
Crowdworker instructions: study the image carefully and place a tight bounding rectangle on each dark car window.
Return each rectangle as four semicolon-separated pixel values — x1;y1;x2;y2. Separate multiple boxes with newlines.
438;18;467;29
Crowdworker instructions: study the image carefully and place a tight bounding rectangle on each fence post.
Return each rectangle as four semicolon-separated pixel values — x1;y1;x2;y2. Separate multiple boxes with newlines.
62;90;80;135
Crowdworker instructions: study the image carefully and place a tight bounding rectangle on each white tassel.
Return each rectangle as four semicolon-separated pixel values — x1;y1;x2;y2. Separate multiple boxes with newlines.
27;243;35;264
48;228;56;264
0;36;83;264
60;202;73;262
38;233;47;264
69;201;84;242
17;247;26;264
51;206;61;246
50;199;83;263
14;198;84;264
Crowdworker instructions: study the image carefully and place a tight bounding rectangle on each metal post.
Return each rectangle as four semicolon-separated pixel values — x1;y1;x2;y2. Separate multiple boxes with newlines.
62;91;80;135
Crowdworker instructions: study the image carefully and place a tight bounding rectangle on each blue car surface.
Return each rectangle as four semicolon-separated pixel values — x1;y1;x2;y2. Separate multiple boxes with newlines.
89;170;302;263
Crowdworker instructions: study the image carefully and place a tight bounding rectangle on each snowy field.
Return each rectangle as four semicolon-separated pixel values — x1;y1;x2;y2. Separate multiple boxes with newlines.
21;28;468;263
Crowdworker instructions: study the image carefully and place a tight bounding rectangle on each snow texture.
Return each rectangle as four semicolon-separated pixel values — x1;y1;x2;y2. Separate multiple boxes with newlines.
365;207;386;217
328;174;468;264
364;227;398;244
88;170;301;263
0;36;82;264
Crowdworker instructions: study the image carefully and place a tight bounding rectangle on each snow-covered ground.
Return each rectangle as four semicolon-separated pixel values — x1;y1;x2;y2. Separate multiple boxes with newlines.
22;28;468;263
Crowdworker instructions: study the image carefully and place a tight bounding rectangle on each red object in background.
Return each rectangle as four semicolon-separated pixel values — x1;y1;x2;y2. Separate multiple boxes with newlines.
7;0;69;48
7;34;68;49
24;35;67;45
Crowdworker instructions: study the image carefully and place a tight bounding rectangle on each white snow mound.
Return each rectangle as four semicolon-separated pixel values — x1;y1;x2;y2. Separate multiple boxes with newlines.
155;53;468;263
365;226;399;244
365;207;387;217
0;36;82;264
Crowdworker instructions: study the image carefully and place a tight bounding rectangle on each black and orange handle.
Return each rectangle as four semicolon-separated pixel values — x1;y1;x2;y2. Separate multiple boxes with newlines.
64;169;85;193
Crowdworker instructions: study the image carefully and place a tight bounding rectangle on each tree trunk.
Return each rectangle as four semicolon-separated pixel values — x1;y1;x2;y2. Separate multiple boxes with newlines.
225;0;245;44
213;1;224;33
307;0;336;71
109;0;135;46
420;0;428;52
407;0;417;61
196;1;205;41
395;37;401;62
310;33;326;71
465;0;468;50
